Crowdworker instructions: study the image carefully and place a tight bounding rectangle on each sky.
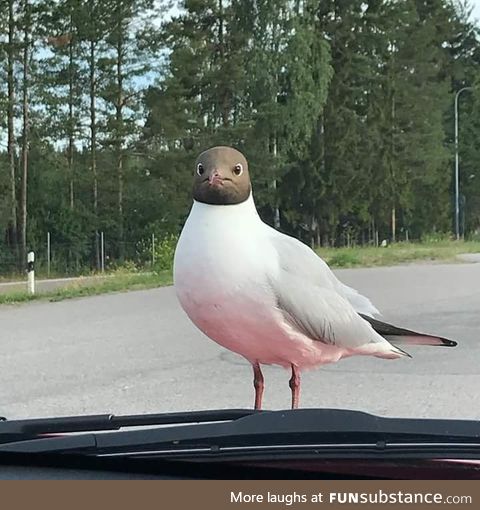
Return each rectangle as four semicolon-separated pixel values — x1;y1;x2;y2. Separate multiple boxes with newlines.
472;0;480;22
161;1;480;26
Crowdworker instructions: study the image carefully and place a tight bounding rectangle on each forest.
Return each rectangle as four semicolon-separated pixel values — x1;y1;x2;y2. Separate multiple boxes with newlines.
1;0;480;275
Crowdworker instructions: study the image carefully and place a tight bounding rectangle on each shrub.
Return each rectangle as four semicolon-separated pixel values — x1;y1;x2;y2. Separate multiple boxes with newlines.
152;234;178;271
111;259;140;274
136;234;178;272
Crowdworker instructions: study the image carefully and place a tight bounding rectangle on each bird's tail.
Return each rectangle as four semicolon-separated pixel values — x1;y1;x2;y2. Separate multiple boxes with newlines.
387;344;413;358
360;313;457;348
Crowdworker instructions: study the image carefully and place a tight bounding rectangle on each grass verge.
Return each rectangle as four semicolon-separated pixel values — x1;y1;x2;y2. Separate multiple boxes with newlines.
0;271;172;305
318;240;480;268
1;240;479;305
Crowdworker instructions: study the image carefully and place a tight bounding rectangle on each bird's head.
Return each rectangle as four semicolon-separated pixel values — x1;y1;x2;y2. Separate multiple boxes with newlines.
192;146;251;205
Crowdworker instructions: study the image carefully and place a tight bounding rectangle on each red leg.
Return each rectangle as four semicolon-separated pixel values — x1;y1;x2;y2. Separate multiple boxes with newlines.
252;362;264;410
289;364;301;409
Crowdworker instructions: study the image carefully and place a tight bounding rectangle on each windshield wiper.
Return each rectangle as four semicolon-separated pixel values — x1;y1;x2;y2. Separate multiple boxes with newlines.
0;409;478;459
0;409;256;437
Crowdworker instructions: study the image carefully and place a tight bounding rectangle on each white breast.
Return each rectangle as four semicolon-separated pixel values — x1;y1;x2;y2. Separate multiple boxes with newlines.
174;197;288;361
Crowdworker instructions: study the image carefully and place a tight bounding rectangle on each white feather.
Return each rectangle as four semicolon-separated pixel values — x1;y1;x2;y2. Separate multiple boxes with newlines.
174;193;405;370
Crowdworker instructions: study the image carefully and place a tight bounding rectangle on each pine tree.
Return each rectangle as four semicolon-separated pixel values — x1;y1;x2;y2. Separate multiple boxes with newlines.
39;0;85;212
98;0;155;257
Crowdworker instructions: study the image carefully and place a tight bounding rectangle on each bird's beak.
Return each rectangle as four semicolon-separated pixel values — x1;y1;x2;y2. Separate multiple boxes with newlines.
208;170;224;186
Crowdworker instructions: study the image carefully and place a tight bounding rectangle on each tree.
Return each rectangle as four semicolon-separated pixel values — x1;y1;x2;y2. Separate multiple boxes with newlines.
7;0;18;257
98;0;155;258
19;0;32;264
2;0;480;278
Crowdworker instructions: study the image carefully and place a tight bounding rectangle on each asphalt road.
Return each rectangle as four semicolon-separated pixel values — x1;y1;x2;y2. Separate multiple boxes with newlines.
1;262;479;420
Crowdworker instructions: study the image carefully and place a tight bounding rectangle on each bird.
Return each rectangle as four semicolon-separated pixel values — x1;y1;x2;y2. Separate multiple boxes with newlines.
173;146;457;410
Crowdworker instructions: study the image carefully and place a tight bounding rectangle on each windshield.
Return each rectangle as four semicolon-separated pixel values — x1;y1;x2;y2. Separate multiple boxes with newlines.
0;0;479;425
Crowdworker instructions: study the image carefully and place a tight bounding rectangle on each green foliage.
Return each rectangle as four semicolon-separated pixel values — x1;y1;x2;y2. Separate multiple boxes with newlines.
1;0;480;277
136;233;178;272
319;240;480;268
324;251;361;268
151;234;178;272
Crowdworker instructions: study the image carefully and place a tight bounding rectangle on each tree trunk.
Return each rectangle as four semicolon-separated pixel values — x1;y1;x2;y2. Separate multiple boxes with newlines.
117;150;124;257
89;37;99;269
391;206;396;242
310;215;317;249
390;77;396;244
272;135;280;229
116;15;125;258
68;15;75;210
218;0;229;127
20;0;30;265
7;0;18;259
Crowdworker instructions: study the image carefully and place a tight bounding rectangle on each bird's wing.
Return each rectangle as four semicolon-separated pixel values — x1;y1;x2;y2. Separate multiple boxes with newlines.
268;231;404;356
270;266;405;356
269;229;379;316
336;281;380;317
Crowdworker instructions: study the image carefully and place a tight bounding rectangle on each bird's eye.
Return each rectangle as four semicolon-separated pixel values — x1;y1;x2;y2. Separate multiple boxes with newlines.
233;163;243;176
196;163;204;176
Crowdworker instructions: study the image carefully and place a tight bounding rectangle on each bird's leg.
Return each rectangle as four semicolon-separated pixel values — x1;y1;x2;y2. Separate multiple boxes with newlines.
252;362;264;410
289;364;301;409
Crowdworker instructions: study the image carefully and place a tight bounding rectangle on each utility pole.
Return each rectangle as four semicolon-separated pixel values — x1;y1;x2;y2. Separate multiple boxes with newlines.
454;87;473;240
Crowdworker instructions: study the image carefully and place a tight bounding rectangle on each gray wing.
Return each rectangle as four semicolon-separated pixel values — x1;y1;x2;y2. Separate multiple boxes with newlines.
271;268;393;351
268;230;402;355
269;229;379;316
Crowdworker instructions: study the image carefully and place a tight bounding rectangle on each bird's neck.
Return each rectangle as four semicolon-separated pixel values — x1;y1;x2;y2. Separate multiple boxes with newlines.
191;192;261;223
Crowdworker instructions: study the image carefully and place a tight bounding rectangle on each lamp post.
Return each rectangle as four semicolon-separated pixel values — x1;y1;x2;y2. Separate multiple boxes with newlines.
454;87;473;240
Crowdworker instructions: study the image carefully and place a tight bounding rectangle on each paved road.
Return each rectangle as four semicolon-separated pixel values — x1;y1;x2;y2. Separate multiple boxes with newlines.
1;263;479;420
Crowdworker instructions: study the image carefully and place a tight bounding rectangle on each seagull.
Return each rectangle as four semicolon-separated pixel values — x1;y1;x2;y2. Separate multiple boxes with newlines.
173;146;457;409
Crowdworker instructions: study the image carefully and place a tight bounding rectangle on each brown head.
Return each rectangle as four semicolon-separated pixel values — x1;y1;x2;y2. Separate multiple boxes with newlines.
193;146;251;205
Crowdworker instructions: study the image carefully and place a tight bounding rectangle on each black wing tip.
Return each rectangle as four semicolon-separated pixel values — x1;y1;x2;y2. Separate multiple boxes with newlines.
360;313;458;348
439;338;458;347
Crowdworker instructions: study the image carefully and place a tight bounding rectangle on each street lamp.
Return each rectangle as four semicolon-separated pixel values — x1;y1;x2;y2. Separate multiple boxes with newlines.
454;87;473;240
